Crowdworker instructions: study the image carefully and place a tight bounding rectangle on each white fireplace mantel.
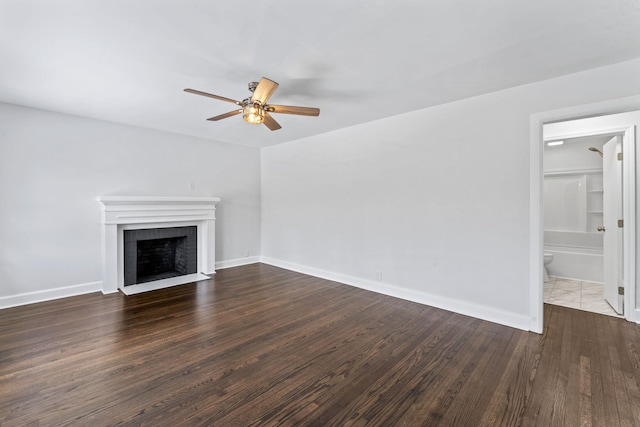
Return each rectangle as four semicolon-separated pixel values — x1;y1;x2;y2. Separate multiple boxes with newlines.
97;196;220;294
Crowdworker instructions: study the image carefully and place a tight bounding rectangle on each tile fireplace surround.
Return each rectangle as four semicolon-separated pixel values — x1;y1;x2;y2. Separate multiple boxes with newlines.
97;196;220;295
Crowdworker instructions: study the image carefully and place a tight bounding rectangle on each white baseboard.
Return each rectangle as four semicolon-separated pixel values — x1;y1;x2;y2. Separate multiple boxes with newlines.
260;257;530;331
215;256;260;270
634;309;640;324
0;281;103;309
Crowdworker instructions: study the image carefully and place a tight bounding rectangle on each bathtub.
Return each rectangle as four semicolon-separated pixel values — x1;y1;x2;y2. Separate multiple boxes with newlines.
544;230;603;283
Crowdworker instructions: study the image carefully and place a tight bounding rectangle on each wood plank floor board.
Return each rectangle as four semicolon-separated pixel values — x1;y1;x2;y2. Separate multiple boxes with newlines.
514;325;554;424
572;308;597;426
594;310;628;425
478;331;542;426
242;308;459;427
305;311;464;427
332;315;474;425
426;327;519;425
84;288;378;424
141;300;408;426
609;346;634;427
368;320;486;425
2;263;640;426
88;282;401;426
230;301;438;423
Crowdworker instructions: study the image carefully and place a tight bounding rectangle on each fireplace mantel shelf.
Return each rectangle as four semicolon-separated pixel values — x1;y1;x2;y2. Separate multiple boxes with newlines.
98;196;221;205
97;196;220;225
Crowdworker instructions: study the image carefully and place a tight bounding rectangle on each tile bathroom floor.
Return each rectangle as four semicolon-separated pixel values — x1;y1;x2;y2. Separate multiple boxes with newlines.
544;277;623;317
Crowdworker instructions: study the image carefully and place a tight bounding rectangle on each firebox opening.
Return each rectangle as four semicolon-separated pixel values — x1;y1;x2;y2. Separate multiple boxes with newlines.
136;237;187;283
123;226;197;286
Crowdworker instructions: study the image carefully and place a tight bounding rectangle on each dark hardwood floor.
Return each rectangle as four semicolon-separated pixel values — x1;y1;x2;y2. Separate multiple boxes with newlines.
1;263;639;426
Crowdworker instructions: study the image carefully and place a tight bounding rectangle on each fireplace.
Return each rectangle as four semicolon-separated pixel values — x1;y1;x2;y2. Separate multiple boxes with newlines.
97;196;220;295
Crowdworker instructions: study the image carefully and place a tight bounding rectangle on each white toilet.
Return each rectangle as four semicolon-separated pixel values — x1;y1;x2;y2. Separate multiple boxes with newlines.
543;252;554;282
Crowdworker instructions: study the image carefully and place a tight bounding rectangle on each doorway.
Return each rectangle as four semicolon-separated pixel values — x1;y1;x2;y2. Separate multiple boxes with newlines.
529;100;639;333
542;132;623;317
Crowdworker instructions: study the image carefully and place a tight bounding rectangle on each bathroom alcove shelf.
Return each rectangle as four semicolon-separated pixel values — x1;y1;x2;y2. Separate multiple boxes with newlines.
586;174;604;233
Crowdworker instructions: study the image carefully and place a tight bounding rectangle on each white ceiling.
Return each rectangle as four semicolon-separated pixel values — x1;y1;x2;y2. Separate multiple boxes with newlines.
1;1;639;148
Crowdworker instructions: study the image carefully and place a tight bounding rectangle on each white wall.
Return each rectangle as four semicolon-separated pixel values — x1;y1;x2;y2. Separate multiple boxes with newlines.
0;103;261;306
261;58;640;330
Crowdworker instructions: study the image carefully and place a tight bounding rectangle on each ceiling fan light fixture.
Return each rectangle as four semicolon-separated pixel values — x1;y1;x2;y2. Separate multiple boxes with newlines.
243;103;264;124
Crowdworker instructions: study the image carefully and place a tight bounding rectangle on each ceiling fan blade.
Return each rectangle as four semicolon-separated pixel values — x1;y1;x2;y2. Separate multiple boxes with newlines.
207;109;242;121
267;105;320;116
184;88;242;105
263;112;282;131
251;78;279;104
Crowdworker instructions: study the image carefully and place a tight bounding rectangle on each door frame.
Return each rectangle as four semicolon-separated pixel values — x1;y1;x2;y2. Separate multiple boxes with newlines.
529;96;640;333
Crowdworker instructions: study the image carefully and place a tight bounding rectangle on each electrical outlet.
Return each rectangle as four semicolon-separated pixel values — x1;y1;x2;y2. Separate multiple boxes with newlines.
376;271;382;281
188;181;195;190
244;249;250;257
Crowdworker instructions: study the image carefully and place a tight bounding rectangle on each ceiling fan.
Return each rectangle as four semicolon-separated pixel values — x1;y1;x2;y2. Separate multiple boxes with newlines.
184;77;320;131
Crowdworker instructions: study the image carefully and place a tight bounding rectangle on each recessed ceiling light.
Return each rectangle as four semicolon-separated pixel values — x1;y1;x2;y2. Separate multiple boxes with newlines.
547;141;564;146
